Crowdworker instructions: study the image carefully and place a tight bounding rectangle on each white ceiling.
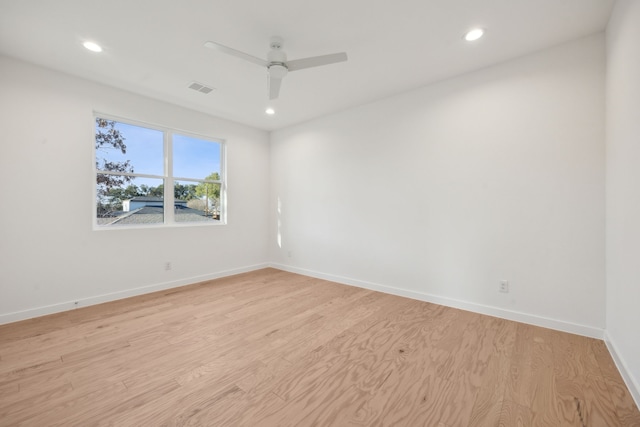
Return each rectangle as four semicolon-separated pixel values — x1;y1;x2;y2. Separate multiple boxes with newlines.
0;0;614;131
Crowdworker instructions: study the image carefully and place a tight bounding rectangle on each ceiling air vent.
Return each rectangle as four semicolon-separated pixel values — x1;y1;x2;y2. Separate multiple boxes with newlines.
188;81;214;94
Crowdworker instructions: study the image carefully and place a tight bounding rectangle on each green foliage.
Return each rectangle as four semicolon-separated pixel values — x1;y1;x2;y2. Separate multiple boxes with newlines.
96;118;134;215
195;172;221;200
174;183;197;201
149;184;163;197
195;172;221;216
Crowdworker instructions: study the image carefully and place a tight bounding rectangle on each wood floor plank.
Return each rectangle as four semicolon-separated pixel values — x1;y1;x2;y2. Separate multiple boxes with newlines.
1;379;130;426
555;374;622;426
603;377;640;426
468;354;510;426
498;399;533;427
526;326;565;426
551;331;602;380
467;319;517;426
269;297;423;402
0;268;638;426
279;292;410;365
591;339;640;425
505;323;537;408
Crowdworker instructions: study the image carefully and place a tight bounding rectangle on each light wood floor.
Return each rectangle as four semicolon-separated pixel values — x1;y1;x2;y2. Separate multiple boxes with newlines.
0;269;638;426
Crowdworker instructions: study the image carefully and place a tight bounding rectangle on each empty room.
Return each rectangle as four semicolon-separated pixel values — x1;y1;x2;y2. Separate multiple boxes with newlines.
1;0;639;425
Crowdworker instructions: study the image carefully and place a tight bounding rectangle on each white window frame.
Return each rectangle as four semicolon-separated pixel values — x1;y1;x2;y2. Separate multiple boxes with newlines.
93;113;226;230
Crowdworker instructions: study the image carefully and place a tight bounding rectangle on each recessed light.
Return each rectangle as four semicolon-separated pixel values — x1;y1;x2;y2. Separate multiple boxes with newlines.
265;107;275;115
83;41;103;52
464;28;485;42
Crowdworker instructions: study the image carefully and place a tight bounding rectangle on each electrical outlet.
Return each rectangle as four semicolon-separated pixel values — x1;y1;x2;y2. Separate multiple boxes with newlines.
499;280;509;293
287;250;292;258
164;261;172;271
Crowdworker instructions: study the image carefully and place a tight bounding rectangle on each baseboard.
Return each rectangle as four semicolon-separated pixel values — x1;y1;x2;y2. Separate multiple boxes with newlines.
603;331;640;409
0;263;270;325
269;263;605;339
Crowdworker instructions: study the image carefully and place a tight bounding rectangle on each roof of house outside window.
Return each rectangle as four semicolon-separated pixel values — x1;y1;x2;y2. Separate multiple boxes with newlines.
97;199;217;225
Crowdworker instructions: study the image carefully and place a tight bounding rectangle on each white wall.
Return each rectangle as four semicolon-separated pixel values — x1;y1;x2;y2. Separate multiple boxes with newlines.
0;55;270;323
270;34;606;336
605;0;640;404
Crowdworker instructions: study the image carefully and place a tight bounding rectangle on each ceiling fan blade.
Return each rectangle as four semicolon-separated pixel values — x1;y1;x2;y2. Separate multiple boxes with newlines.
204;41;267;67
286;52;348;72
268;75;282;100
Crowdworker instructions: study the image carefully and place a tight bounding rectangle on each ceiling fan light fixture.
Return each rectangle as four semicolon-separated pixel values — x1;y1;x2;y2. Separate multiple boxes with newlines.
265;107;275;115
268;64;288;79
464;28;485;41
83;41;103;52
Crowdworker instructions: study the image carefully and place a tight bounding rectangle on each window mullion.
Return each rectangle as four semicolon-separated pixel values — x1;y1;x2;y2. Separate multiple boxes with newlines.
164;130;175;224
96;170;165;180
220;138;226;223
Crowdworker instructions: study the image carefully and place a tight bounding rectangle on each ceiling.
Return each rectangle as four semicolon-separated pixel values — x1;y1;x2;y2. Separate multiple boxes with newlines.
0;0;614;131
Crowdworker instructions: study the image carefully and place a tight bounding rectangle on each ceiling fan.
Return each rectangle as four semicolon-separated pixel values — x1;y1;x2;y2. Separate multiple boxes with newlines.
204;36;348;100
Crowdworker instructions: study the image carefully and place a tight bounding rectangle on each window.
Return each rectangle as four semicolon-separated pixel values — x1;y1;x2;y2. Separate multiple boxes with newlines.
94;115;224;228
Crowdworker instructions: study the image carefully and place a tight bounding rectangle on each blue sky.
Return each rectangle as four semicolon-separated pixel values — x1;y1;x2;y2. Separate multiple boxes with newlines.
173;134;221;179
96;120;221;189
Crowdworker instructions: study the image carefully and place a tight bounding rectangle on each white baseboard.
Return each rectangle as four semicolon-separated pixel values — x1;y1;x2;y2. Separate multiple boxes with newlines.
0;263;269;325
269;263;605;339
604;331;640;409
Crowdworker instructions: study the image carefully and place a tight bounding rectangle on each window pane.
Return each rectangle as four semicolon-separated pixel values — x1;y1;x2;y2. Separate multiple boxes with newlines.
95;118;164;176
173;134;221;180
174;180;220;223
96;175;164;226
